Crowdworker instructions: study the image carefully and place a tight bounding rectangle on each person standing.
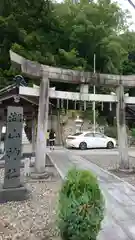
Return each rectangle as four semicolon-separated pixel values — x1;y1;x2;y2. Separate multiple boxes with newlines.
46;129;49;146
49;129;56;150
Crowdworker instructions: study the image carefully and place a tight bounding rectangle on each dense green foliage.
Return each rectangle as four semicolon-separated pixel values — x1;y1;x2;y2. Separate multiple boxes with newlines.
58;168;104;240
131;128;135;137
0;0;135;89
104;126;118;139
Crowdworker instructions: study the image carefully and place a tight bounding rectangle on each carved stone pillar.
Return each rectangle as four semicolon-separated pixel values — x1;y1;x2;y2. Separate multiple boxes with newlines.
35;72;49;173
116;84;129;169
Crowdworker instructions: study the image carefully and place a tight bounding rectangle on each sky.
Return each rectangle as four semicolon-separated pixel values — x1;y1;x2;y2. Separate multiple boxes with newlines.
117;0;135;30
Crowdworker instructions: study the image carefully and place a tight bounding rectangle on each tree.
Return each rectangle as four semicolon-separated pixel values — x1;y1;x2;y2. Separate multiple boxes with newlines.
0;0;61;88
121;32;135;75
0;0;133;89
53;0;129;73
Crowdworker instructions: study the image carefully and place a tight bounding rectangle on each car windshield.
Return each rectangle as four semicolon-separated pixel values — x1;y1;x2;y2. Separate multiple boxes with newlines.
72;133;82;136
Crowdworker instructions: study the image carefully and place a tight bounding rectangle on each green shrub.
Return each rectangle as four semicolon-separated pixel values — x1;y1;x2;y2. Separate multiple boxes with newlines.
58;168;104;240
104;126;117;139
131;128;135;138
104;125;130;139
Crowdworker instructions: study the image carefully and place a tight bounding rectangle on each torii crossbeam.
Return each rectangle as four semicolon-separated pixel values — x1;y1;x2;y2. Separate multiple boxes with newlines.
10;50;135;87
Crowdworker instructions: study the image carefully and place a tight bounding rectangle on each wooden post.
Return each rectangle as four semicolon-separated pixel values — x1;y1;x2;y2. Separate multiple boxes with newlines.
0;109;4;153
32;114;36;153
0;121;3;153
35;72;49;173
116;83;129;169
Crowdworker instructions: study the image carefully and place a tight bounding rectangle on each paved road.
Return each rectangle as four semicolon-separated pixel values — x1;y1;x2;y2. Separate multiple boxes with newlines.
66;148;135;170
68;148;135;156
1;144;135;172
1;141;135;157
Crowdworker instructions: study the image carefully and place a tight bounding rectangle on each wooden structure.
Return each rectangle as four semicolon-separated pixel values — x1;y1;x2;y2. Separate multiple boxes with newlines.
0;82;38;152
0;81;55;150
10;50;135;172
0;83;38;119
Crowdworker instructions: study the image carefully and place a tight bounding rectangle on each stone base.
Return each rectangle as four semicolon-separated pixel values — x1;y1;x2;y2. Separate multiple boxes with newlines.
118;168;135;173
30;172;50;180
0;185;29;203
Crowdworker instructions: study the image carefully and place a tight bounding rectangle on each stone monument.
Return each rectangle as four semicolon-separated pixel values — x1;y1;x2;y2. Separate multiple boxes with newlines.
75;116;83;133
0;106;28;202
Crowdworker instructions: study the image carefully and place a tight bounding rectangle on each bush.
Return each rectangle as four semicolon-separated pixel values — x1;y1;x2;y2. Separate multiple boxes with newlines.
104;125;130;139
58;168;104;240
104;126;117;139
131;128;135;138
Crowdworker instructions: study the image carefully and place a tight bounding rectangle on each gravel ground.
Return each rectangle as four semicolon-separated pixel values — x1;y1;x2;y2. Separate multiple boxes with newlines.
83;154;135;187
0;167;62;240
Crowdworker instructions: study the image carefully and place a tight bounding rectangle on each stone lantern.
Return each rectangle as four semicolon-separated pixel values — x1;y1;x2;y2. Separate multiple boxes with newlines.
75;116;83;133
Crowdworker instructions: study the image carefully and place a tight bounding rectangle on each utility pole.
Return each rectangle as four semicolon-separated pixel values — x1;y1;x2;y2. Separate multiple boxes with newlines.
128;0;135;9
93;54;96;133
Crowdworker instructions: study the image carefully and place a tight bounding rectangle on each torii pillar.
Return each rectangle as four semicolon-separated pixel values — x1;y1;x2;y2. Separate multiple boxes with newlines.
35;71;49;173
16;55;50;175
116;83;129;169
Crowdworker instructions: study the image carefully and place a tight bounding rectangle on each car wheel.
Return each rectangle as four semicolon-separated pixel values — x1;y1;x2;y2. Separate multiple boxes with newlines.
79;142;87;150
107;141;114;149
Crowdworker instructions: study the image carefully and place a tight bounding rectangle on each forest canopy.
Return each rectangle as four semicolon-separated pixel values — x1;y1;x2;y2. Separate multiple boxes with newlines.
0;0;135;88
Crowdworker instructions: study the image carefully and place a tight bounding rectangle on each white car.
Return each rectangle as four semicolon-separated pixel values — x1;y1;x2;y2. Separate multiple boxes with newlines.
66;132;116;150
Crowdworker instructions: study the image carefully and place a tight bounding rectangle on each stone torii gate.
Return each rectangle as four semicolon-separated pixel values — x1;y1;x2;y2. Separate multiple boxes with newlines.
10;50;135;173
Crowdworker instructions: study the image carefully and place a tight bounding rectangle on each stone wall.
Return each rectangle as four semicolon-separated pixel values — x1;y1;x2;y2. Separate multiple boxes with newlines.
48;114;95;145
